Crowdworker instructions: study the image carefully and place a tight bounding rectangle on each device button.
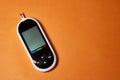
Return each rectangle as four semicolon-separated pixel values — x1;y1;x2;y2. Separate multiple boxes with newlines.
37;60;43;66
48;55;52;59
36;61;40;64
43;61;47;64
47;52;53;59
41;56;44;59
42;59;47;65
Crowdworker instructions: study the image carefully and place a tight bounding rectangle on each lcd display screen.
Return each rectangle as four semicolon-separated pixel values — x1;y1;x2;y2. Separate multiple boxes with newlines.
22;26;46;54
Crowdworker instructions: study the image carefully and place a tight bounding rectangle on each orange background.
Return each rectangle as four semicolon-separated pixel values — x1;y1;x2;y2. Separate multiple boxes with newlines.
0;0;120;80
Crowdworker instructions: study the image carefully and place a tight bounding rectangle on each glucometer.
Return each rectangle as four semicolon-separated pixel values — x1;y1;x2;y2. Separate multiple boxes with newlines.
17;13;57;72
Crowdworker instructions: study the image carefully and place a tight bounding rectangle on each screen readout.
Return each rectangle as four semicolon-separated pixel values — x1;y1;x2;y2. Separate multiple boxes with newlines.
22;26;46;54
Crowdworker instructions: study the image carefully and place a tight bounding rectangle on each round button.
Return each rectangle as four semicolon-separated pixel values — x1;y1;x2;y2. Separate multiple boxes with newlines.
41;56;44;59
43;61;47;64
48;55;52;59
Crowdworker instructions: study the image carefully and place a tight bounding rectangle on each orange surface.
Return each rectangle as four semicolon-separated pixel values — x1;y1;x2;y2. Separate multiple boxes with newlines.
0;0;120;80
